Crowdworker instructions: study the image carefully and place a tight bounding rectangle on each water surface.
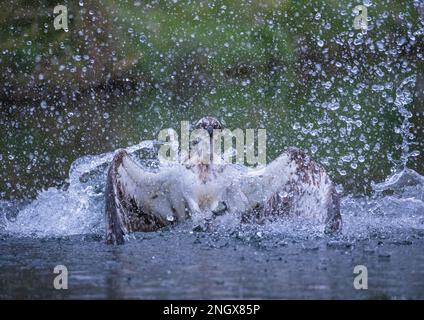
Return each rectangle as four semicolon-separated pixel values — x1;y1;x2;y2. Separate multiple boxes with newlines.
1;146;423;299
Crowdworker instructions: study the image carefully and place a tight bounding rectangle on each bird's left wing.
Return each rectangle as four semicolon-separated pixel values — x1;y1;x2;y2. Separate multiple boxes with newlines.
235;147;341;233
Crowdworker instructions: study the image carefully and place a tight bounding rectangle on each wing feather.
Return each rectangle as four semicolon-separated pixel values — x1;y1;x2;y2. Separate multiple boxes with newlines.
105;146;342;244
239;147;342;232
105;149;172;244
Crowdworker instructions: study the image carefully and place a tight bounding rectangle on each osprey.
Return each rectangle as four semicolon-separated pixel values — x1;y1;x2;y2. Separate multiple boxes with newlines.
105;117;342;244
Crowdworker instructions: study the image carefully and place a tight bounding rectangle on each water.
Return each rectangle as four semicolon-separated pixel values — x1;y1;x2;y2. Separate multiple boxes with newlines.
1;233;424;299
1;143;423;299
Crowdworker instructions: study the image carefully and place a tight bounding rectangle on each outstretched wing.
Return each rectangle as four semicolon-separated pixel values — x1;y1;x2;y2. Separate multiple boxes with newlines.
238;147;342;233
105;149;187;244
105;146;342;244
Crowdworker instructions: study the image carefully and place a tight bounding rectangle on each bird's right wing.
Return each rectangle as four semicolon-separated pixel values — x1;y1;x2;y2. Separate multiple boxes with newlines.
105;149;186;244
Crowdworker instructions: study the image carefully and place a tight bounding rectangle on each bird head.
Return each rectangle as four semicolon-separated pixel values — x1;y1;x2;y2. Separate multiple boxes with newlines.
194;117;223;136
189;117;223;179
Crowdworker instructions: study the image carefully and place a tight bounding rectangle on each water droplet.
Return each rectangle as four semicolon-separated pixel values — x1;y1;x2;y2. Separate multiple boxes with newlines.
103;112;110;119
326;101;340;111
139;33;147;43
323;81;332;89
376;40;385;51
241;79;250;86
166;214;175;222
397;37;406;46
351;66;359;75
372;84;385;91
342;154;352;163
354;38;363;46
292;122;301;130
338;169;347;176
317;39;324;47
352;103;361;111
363;0;372;7
335;184;344;193
40;101;48;109
376;68;385;77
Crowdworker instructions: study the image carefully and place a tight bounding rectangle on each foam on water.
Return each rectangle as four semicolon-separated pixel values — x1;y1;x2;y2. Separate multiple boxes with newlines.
1;141;156;237
1;141;423;241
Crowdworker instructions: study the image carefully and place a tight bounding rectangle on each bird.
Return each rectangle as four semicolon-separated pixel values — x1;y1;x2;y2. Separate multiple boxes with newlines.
105;117;342;244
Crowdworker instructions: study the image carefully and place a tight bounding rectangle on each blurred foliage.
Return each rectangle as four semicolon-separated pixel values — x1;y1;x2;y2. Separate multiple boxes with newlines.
0;0;423;199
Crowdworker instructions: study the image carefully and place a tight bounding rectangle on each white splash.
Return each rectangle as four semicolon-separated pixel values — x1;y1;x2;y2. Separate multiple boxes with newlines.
2;141;155;237
1;143;423;240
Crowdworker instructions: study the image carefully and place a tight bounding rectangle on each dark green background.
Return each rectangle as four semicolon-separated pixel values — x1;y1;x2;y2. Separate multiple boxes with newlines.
0;0;423;199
